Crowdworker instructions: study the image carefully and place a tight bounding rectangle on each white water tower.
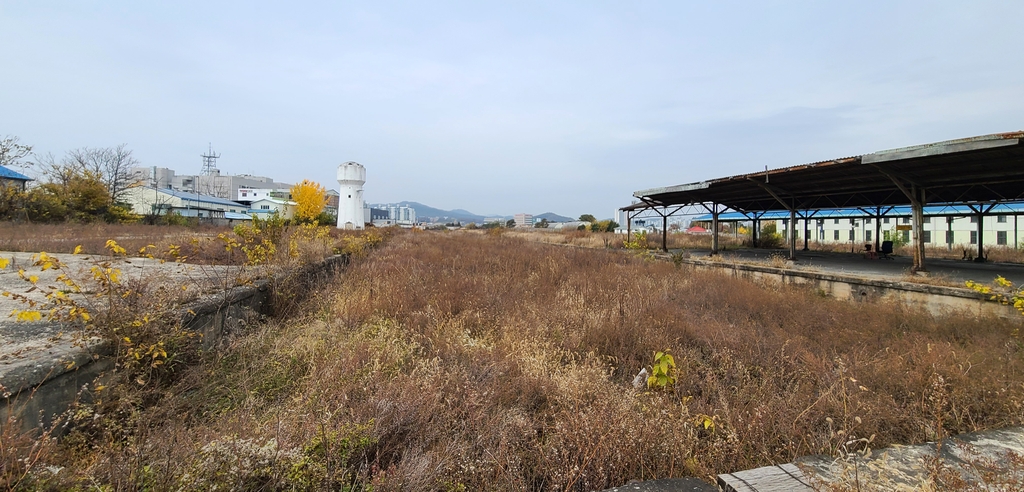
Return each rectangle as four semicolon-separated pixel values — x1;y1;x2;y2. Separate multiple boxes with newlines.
337;161;366;230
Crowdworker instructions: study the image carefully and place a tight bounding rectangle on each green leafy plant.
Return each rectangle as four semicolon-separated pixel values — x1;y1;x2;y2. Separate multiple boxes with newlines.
624;231;652;259
233;212;286;265
647;350;676;391
883;228;910;247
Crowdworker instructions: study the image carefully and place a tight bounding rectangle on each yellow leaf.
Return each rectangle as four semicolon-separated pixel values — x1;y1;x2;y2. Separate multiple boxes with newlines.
28;275;39;284
0;257;8;269
14;310;43;322
73;245;83;255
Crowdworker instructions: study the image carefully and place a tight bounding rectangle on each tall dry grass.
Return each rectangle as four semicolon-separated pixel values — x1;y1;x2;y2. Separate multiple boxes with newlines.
14;230;1024;490
507;229;745;251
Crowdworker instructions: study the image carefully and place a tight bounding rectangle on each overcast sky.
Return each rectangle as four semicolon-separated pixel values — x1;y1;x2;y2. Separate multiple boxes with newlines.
3;1;1022;218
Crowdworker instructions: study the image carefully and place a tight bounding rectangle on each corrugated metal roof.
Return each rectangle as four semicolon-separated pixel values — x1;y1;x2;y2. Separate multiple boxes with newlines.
628;131;1024;213
0;165;32;181
150;187;246;208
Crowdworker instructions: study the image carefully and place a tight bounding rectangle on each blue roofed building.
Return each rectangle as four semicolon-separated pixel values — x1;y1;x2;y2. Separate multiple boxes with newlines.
122;186;252;225
0;165;32;192
693;204;1024;250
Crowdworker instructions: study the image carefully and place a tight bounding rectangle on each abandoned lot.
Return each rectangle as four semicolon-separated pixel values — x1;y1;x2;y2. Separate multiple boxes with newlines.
4;228;1024;490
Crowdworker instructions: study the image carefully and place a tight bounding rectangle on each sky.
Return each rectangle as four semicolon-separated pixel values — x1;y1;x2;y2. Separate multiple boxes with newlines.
2;1;1022;218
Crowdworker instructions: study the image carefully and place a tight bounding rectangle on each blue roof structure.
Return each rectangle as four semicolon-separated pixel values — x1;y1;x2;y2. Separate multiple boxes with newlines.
0;165;32;181
694;203;1024;222
145;187;246;208
224;211;253;220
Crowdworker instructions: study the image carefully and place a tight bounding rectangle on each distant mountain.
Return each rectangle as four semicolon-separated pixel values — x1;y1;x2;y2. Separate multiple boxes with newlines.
535;212;573;223
369;201;495;223
369;202;575;224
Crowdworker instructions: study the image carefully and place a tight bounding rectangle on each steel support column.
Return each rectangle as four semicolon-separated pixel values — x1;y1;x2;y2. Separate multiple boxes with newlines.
789;209;797;260
802;212;809;251
662;215;668;252
910;186;927;272
967;204;997;262
711;209;720;255
976;212;985;262
947;217;954;251
875;210;882;253
874;164;927;271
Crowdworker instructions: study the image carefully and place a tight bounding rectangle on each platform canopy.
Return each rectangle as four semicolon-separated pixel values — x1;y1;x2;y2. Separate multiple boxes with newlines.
623;131;1024;269
626;131;1024;213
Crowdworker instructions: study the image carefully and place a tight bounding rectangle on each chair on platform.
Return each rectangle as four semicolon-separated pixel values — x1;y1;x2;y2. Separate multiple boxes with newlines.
863;243;878;260
879;241;894;260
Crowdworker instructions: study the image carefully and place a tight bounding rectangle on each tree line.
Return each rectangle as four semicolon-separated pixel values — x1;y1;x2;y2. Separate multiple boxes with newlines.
1;136;139;223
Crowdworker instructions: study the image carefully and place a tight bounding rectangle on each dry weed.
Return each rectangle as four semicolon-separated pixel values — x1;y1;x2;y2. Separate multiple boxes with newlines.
10;230;1024;490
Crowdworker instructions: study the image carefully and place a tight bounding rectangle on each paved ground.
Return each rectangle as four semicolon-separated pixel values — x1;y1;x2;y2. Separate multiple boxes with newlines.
0;251;242;395
676;247;1024;287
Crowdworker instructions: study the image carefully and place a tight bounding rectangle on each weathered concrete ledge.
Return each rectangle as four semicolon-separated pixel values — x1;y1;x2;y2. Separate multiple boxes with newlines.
667;255;1009;318
718;426;1024;491
1;254;350;433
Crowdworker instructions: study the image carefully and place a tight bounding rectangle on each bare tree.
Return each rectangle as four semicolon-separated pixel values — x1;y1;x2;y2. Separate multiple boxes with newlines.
65;144;141;203
0;135;33;170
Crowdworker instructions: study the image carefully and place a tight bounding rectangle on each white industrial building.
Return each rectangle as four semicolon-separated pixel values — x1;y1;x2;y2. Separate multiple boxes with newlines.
122;186;252;224
130;166;292;203
695;205;1024;249
384;204;416;225
250;197;298;220
514;213;534;228
237;188;292;205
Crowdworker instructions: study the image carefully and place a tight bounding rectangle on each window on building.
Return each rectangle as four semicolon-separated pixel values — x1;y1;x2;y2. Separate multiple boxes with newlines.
834;218;839;224
865;218;871;224
971;216;978;223
901;230;910;243
998;231;1008;245
819;229;825;240
883;217;890;224
923;216;930;223
998;215;1007;223
833;230;840;240
865;230;872;242
849;230;855;241
902;217;910;224
971;231;978;244
261;205;270;210
946;231;954;244
922;231;931;243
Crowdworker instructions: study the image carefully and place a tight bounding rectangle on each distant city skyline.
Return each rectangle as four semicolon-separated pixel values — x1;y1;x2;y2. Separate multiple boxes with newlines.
3;2;1022;218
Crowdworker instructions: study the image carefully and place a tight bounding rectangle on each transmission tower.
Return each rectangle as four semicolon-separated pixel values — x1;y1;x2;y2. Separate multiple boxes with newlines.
200;143;221;176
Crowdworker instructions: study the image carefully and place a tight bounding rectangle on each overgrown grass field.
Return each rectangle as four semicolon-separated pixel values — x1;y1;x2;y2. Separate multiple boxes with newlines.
6;229;1024;490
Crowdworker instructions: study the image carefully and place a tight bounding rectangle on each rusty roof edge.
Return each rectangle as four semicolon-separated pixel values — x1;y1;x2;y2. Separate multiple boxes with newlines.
868;131;1024;156
633;181;711;198
863;133;1022;164
629;131;1024;199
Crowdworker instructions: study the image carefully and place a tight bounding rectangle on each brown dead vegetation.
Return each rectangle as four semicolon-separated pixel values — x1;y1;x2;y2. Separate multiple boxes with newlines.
8;229;1024;490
